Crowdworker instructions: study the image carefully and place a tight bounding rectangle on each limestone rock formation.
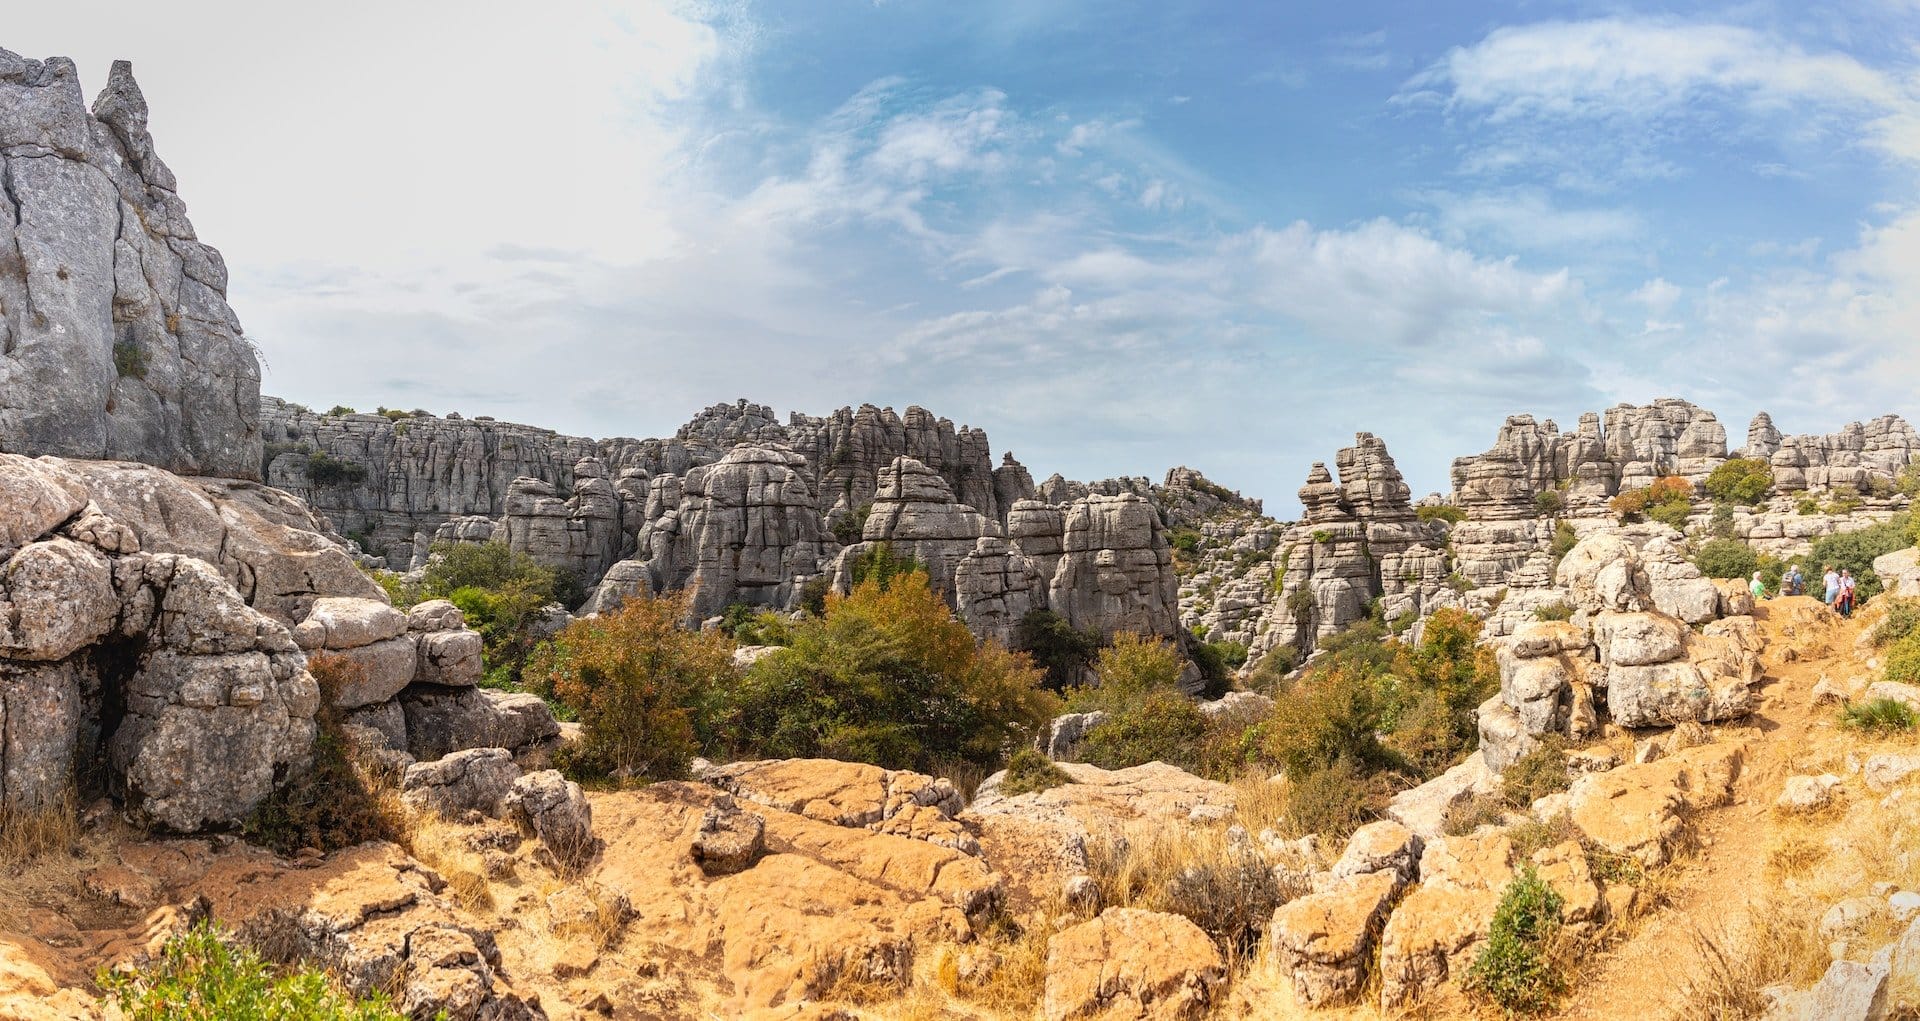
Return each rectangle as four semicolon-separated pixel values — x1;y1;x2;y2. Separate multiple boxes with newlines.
1042;908;1225;1021
620;443;829;621
0;53;261;478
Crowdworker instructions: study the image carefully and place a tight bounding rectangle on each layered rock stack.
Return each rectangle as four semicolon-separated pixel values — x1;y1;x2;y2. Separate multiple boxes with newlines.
1253;434;1449;661
0;52;262;479
834;456;995;597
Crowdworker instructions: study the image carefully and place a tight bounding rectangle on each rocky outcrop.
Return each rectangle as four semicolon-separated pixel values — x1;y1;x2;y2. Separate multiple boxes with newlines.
1049;493;1182;641
1479;534;1758;769
0;52;261;479
1042;909;1226;1020
0;454;317;830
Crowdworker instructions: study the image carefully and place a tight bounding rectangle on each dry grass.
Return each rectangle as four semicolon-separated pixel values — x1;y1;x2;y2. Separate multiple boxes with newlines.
1228;769;1292;834
402;810;496;914
0;795;116;933
1084;819;1286;964
847;907;1066;1020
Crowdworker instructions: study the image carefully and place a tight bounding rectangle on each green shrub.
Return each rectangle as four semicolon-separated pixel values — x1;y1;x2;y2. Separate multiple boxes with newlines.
1708;502;1737;539
999;748;1071;796
1703;457;1774;505
1872;598;1920;648
1533;602;1574;622
1501;738;1570;808
1898;462;1920;498
1016;609;1102;690
100;920;412;1020
1278;757;1394;842
1886;633;1920;686
325;405;357;417
113;337;150;378
528;592;736;780
1548;521;1578;569
1311;529;1334;544
1189;640;1240;699
1067;632;1185;714
721;603;793;647
1418;505;1468;525
1839;697;1918;734
1648;498;1693;530
1244;646;1297;693
1532;490;1564;516
1264;667;1393;778
1694;538;1759;580
1808;514;1913;603
1078;689;1208;770
1168;528;1204;554
798;575;830;616
1442;792;1509;836
305;452;368;488
1465;865;1566;1014
726;568;1058;771
847;541;924;588
831;503;872;546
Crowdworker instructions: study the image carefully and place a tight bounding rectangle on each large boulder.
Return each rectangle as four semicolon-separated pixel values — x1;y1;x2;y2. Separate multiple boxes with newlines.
1042;909;1226;1021
502;769;594;867
401;747;522;818
399;686;560;765
1267;870;1399;1007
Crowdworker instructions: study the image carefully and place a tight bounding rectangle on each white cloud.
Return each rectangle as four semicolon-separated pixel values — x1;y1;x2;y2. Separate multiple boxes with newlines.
1415;187;1642;250
1629;277;1681;314
1406;18;1920;174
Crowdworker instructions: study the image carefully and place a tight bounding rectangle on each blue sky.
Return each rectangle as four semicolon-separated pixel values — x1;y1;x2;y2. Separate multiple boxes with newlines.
14;1;1920;508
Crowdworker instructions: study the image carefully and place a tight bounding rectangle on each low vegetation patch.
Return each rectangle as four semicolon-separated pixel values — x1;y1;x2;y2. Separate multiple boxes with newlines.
1533;602;1574;622
1085;822;1283;959
100;920;412;1020
1501;738;1571;808
304;451;368;488
530;592;736;780
1839;696;1918;734
726;567;1057;772
998;748;1071;797
243;652;403;854
1703;457;1773;505
1692;538;1758;581
1611;475;1693;529
1873;598;1920;648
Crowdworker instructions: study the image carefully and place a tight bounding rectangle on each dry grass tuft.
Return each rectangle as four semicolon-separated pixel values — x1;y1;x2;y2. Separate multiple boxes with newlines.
1676;906;1828;1018
0;791;81;866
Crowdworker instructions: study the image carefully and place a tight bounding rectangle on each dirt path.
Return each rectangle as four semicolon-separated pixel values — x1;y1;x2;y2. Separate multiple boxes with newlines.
1557;596;1857;1020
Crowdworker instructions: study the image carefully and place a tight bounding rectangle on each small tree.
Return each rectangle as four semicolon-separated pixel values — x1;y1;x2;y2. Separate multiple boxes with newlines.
1016;608;1102;690
1067;632;1185;714
1703;457;1774;505
1465;866;1566;1013
529;592;736;779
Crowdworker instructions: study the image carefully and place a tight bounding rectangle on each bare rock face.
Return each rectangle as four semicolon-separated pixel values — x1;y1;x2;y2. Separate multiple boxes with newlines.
1768;414;1920;493
954;535;1046;646
789;402;998;522
1048;492;1181;640
627;443;829;621
499;457;623;581
0;53;261;479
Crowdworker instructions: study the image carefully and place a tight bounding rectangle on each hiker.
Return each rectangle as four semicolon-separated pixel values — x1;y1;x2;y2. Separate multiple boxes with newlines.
1785;564;1804;597
1840;569;1857;618
1825;564;1841;610
1750;570;1768;600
